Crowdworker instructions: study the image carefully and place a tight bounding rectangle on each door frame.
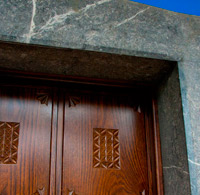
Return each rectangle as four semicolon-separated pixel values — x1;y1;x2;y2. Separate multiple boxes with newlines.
0;69;163;195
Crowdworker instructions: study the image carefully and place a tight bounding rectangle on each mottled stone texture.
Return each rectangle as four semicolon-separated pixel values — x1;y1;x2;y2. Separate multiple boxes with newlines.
157;66;191;195
0;0;190;60
0;42;175;84
179;60;200;195
0;0;200;194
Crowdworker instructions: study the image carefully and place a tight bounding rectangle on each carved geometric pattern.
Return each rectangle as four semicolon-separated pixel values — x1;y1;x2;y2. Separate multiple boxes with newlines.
0;122;20;164
36;92;49;106
33;187;45;195
68;96;80;107
67;189;78;195
93;128;120;169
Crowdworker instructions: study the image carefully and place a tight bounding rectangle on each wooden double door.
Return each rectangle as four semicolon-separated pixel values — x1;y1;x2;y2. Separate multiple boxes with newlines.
0;81;159;195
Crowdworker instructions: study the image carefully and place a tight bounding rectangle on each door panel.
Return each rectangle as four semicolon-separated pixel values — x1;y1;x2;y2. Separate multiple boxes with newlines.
62;91;148;195
0;86;52;195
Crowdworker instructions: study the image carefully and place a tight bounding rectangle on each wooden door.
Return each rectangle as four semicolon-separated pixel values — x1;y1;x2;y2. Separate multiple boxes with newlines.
62;88;149;195
0;78;160;195
0;86;52;195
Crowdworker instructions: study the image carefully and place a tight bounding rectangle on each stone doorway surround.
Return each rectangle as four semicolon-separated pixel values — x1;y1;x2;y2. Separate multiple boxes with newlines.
0;40;190;195
0;0;200;194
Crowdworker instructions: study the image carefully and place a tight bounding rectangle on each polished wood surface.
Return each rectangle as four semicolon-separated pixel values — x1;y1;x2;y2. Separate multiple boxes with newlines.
0;86;52;195
152;99;164;195
55;94;65;195
62;90;149;195
0;75;163;195
49;91;58;195
0;121;20;164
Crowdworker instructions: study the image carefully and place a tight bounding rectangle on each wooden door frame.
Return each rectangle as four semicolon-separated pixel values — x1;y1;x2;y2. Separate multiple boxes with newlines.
0;69;163;195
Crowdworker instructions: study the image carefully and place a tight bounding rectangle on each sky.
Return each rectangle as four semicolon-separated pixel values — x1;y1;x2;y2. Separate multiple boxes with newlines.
131;0;200;16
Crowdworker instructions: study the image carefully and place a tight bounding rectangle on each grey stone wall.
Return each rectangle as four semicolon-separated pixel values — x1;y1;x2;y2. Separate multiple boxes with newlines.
157;66;191;195
0;0;200;194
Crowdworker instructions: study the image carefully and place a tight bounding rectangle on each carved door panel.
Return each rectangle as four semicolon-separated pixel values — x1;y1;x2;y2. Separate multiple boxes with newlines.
62;90;149;195
0;86;52;195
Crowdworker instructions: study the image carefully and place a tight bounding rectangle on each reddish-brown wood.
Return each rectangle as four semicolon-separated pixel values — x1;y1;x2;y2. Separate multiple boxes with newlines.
49;90;58;195
0;73;164;195
0;122;20;164
55;93;65;195
144;103;157;195
62;89;149;194
0;86;53;195
152;99;164;195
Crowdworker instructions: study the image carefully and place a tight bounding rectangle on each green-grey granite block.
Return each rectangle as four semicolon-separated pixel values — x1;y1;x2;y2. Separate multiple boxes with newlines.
0;0;200;194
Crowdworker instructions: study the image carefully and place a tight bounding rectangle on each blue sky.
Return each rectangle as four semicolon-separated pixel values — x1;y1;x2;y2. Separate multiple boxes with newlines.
131;0;200;16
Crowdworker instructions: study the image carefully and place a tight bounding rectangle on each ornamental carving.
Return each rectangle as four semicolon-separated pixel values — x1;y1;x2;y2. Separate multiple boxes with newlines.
93;128;120;169
0;122;20;164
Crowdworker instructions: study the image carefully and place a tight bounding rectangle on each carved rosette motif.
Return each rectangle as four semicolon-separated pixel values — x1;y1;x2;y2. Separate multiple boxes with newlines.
93;128;120;169
135;104;141;113
68;96;80;107
67;189;78;195
129;97;142;113
0;122;20;164
36;92;49;106
33;187;45;195
133;102;142;113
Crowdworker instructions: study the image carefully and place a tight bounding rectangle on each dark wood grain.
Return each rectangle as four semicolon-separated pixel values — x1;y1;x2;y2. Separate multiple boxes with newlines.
0;73;164;195
144;104;157;195
49;90;58;195
152;99;164;195
93;128;120;169
0;122;20;164
0;86;52;195
62;90;149;195
55;93;65;195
